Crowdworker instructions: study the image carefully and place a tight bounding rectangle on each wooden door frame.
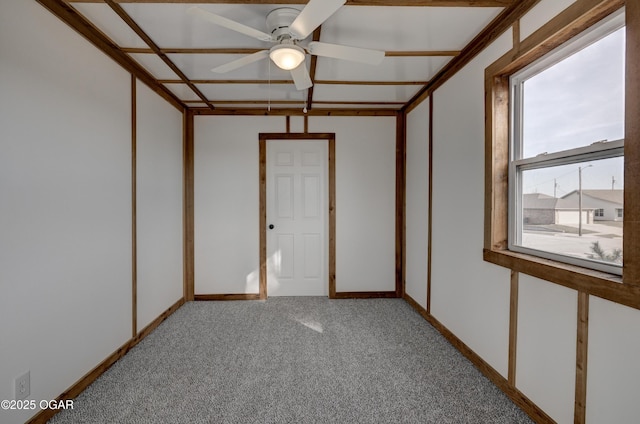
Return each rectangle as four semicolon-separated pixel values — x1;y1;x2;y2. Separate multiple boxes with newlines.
259;133;336;299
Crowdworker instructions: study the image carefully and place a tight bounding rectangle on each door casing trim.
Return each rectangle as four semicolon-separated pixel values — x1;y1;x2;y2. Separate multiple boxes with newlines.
259;133;336;299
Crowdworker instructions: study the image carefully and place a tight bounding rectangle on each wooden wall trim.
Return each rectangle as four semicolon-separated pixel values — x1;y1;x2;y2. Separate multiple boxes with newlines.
131;75;138;338
396;112;407;298
512;19;521;50
488;0;625;77
574;291;589;424
404;0;540;113
26;298;185;424
484;249;640;309
135;299;185;340
191;108;398;117
259;138;268;300
426;95;433;313
403;294;554;424
259;132;335;140
483;74;510;251
328;137;337;298
183;111;195;301
625;0;640;285
259;133;336;299
334;291;397;299
195;294;261;301
26;341;133;424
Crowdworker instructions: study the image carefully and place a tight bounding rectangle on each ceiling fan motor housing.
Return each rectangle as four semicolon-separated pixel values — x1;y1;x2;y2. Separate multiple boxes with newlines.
266;8;302;40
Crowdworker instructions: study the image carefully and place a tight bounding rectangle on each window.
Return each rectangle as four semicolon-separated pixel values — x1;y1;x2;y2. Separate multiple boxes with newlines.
617;208;623;218
508;11;625;274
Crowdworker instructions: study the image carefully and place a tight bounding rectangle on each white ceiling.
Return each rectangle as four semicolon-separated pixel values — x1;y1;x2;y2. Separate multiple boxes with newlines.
67;1;506;111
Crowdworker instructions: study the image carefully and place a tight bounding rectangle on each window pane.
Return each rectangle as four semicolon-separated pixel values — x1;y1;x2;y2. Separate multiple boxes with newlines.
518;156;623;266
522;28;625;158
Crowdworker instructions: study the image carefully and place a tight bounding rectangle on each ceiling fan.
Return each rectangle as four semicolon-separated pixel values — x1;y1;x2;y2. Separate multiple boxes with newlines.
188;0;385;91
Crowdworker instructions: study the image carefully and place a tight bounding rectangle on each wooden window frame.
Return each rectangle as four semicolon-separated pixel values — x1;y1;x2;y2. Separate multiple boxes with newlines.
484;0;640;310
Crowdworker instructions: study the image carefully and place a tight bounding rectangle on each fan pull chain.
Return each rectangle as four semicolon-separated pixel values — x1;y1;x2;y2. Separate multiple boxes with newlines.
268;59;271;112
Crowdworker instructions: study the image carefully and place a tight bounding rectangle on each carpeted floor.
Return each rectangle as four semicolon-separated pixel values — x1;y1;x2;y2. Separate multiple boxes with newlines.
48;298;532;423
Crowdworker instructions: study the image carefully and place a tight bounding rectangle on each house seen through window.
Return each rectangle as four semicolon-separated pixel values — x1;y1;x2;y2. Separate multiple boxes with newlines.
509;10;625;274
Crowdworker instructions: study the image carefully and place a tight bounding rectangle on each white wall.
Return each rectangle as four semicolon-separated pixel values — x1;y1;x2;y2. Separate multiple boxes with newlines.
309;116;396;293
0;1;132;423
520;0;576;40
136;81;184;329
416;2;640;423
429;30;513;378
194;115;396;295
516;276;577;424
586;297;640;423
194;116;284;295
5;1;634;423
0;3;186;422
405;100;430;308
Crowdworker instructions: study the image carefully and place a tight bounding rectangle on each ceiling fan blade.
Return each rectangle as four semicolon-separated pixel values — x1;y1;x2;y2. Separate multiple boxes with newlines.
290;61;313;91
211;50;270;73
289;0;346;40
188;6;273;42
308;41;385;65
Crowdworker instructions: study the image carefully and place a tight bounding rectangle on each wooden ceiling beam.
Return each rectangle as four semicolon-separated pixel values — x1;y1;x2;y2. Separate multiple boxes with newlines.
385;50;460;57
132;48;264;54
190;107;399;116
123;48;460;57
47;0;519;112
184;100;404;105
306;27;322;111
162;79;295;84
36;0;185;111
159;79;428;85
66;1;514;7
314;101;404;105
319;80;429;86
404;0;541;112
197;100;304;104
104;0;214;109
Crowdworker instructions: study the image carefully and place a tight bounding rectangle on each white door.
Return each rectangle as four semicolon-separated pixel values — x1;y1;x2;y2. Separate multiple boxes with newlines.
266;140;328;296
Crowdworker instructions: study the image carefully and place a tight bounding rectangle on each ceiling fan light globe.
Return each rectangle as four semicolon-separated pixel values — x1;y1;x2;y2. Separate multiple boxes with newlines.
269;45;305;70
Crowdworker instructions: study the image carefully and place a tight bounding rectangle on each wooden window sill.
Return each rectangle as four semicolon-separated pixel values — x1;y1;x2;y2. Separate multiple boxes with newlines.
483;248;640;310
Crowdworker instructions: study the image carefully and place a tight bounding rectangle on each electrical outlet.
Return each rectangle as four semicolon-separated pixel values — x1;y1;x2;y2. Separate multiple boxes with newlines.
14;371;30;400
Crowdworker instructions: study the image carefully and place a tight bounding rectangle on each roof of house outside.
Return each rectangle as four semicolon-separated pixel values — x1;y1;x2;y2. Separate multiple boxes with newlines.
561;189;623;205
523;193;593;210
523;193;558;209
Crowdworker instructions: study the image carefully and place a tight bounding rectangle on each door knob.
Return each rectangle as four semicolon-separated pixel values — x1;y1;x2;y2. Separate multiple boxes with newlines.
269;224;275;230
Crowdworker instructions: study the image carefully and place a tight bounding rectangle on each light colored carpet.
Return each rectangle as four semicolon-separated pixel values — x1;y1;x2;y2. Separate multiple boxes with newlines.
48;298;532;423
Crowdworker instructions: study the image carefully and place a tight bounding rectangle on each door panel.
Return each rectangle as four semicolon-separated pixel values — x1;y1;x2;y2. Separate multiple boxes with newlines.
276;233;294;279
303;233;321;278
275;175;294;219
302;175;321;218
266;140;328;296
